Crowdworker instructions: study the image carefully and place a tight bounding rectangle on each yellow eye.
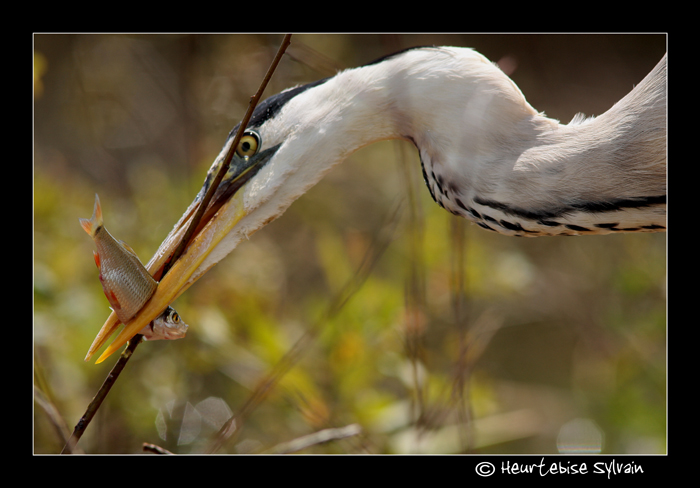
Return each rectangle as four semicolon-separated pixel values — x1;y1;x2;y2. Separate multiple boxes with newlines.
236;131;260;158
171;311;180;324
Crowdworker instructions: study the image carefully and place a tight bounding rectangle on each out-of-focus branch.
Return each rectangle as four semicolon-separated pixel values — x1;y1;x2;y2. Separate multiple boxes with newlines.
267;424;362;454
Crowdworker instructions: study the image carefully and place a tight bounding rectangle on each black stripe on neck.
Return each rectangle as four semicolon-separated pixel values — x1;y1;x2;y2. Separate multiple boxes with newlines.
474;195;666;221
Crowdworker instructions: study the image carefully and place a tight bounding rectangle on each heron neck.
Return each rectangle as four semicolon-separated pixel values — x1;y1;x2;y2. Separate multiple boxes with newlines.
246;49;665;238
324;51;667;236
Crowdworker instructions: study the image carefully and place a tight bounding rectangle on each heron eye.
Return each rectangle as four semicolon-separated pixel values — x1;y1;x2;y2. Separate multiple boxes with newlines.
236;131;260;158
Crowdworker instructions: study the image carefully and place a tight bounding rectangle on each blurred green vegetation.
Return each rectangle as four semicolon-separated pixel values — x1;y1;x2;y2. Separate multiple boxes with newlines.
33;34;666;454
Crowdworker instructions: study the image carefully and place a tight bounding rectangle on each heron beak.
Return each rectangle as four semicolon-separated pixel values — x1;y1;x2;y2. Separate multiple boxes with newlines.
91;190;247;363
88;145;278;363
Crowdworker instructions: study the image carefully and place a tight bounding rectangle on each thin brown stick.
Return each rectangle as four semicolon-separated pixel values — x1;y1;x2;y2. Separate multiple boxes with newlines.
450;216;473;452
162;33;292;277
62;34;293;454
61;335;143;453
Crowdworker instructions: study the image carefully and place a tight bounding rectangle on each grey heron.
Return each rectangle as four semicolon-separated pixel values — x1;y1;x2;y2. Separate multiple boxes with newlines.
86;46;667;363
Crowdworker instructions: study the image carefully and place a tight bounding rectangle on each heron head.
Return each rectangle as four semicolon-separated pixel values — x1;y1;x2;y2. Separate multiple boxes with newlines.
92;79;334;362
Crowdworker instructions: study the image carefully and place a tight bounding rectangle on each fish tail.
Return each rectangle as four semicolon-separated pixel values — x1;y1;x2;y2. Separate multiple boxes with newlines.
79;194;103;237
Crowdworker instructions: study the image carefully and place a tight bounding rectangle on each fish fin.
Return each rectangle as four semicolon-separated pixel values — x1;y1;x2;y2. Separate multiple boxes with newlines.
79;194;104;237
99;273;123;312
107;289;122;310
93;250;101;269
79;218;92;235
118;240;142;261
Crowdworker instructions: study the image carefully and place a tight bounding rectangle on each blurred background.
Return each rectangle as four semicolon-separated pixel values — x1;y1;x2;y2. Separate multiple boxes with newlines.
33;33;666;454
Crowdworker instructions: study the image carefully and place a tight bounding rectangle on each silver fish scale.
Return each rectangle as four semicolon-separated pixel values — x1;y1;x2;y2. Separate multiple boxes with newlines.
94;226;157;323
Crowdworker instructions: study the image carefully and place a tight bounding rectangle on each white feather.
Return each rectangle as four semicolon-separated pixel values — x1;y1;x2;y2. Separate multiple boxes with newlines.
192;47;666;280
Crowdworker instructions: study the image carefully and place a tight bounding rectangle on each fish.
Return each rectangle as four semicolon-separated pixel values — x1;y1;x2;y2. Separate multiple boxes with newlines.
140;306;188;341
80;194;188;345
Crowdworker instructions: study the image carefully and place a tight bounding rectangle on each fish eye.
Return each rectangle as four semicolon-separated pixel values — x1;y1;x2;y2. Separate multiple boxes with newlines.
236;130;260;158
171;311;180;324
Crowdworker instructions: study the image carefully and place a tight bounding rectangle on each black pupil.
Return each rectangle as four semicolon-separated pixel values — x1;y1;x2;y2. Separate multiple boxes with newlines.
241;141;250;152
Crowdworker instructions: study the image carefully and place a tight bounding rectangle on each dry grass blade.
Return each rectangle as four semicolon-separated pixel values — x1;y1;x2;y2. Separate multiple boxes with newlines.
143;443;175;455
267;424;362;454
35;386;79;454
